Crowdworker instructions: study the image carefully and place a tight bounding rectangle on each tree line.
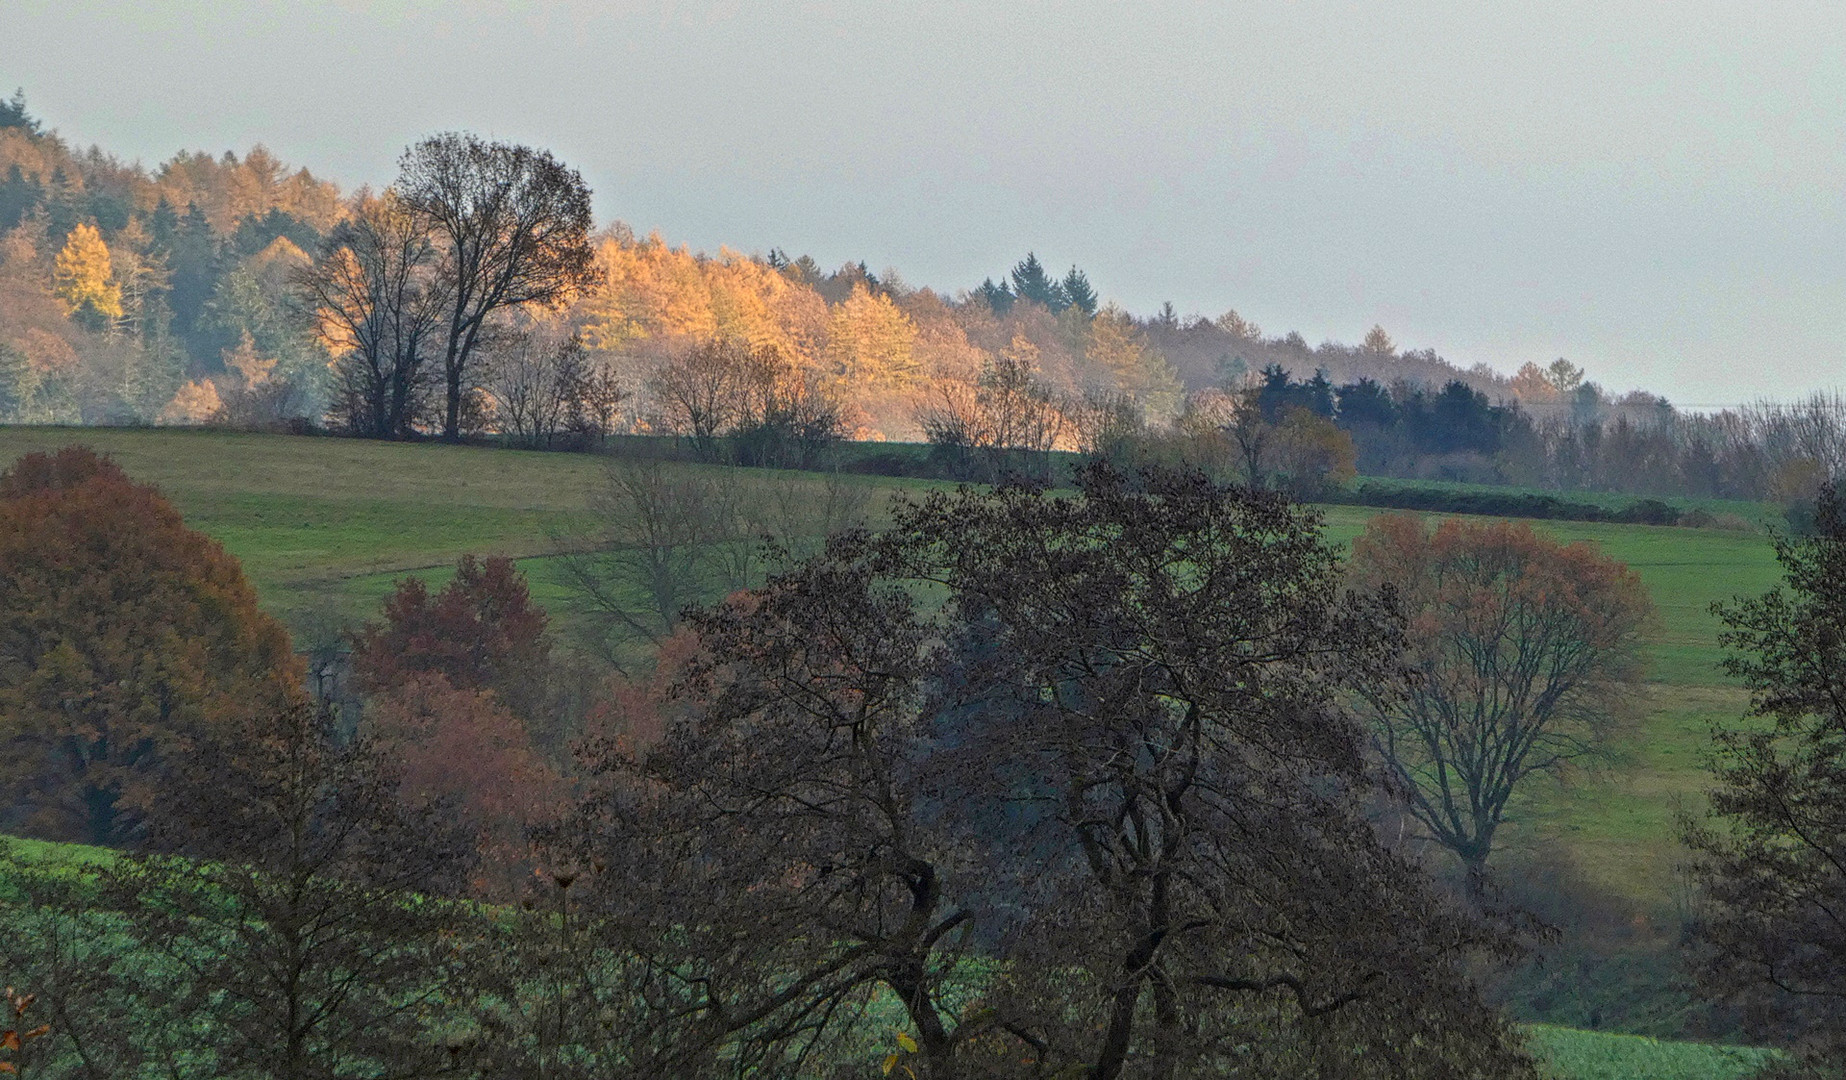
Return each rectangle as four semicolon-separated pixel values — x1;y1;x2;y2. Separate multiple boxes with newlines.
11;89;1846;507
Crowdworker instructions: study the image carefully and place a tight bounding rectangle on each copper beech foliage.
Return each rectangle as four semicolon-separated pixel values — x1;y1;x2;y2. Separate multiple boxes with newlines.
0;445;299;845
352;555;563;892
1348;514;1654;884
0;986;48;1075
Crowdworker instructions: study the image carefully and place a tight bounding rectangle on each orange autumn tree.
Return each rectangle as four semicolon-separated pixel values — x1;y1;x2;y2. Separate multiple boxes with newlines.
1348;514;1655;886
0;446;299;845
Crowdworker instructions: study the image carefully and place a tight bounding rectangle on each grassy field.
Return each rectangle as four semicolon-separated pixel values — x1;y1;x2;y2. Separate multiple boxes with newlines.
1524;1025;1775;1080
0;426;1785;914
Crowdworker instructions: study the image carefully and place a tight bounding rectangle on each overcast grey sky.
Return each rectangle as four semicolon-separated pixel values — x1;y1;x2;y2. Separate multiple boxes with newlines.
6;0;1843;404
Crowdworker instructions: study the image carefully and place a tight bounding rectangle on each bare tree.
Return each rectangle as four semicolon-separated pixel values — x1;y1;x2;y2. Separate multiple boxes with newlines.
730;346;846;469
485;325;580;449
645;337;843;466
562;351;628;448
916;352;1065;482
645;337;752;458
295;191;445;438
397;133;599;442
552;460;742;664
1348;514;1655;887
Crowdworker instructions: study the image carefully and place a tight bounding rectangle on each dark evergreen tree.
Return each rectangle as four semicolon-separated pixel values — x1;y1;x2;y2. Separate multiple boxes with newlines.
1336;378;1399;429
41;167;78;244
229;207;321;258
975;276;1015;314
1010;252;1067;310
165;203;220;347
1061;265;1098;315
0;164;42;231
0;88;39;134
1303;369;1337;417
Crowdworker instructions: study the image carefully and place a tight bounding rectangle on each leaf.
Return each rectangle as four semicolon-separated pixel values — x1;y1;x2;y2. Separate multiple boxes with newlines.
881;1052;898;1075
0;1031;17;1051
896;1031;918;1053
22;1026;47;1040
0;1061;16;1073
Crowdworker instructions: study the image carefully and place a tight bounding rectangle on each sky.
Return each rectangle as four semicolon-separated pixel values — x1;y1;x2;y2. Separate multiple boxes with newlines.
5;0;1844;405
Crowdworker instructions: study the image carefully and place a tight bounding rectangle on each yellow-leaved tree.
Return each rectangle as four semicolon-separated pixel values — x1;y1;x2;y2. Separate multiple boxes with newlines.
823;283;918;388
52;223;124;326
1085;304;1179;418
577;230;717;348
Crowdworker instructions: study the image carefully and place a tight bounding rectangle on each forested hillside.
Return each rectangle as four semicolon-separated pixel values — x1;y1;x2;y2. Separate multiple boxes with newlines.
8;87;1846;515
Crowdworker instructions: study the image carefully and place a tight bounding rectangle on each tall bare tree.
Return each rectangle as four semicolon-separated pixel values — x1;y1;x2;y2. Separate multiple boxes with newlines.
296;191;445;438
397;133;598;441
646;337;752;458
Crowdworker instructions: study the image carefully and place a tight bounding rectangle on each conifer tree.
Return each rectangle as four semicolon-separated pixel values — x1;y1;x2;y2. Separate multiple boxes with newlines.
1009;251;1067;311
1061;264;1097;315
51;223;124;327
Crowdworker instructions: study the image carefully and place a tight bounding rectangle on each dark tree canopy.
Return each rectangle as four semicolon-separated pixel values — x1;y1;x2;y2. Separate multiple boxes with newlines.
1688;486;1846;1064
1061;264;1098;315
352;553;551;720
1008;251;1067;312
562;464;1534;1079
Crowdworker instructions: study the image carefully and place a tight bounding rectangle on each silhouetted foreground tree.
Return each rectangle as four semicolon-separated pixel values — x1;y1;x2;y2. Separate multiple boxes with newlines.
1348;515;1654;887
106;696;476;1080
560;464;1534;1079
0;446;299;845
1687;486;1846;1071
299;191;445;439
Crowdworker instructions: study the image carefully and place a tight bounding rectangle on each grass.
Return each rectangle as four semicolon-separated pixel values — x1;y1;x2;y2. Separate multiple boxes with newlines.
0;427;1788;909
0;427;1802;1042
1524;1024;1776;1079
0;427;908;630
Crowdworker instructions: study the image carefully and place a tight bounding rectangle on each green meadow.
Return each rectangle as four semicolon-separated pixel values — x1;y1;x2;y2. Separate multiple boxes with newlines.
0;426;1784;912
0;428;1795;1076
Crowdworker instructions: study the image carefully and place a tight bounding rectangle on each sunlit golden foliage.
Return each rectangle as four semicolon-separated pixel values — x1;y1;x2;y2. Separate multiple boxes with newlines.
1085;302;1180;417
577;229;719;347
159;378;223;425
153;145;342;233
50;224;122;322
823;282;919;388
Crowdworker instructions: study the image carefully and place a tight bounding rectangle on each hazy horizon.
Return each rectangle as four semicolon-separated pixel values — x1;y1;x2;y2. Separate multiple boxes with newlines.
7;0;1843;405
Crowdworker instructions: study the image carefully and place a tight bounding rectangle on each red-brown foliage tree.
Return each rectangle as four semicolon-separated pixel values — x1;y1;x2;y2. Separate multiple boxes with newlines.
352;554;562;891
0;446;299;845
1348;514;1654;886
363;673;562;894
352;553;550;722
